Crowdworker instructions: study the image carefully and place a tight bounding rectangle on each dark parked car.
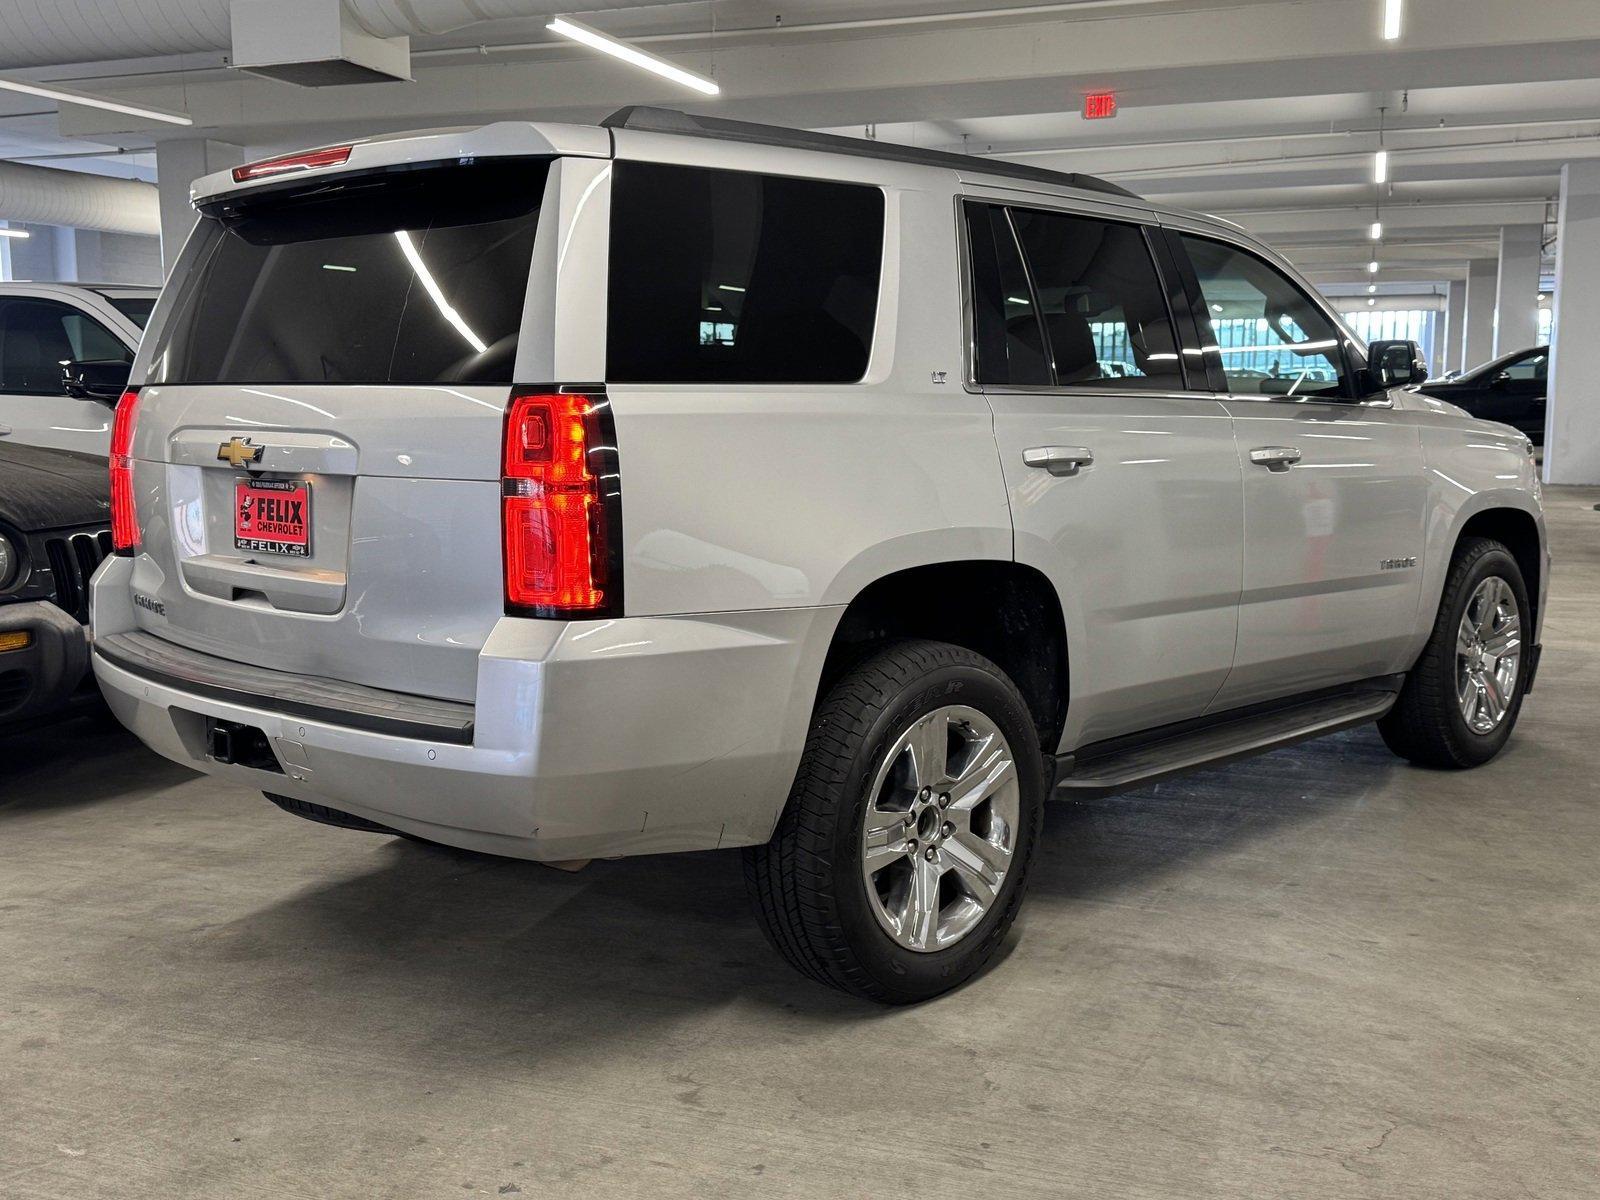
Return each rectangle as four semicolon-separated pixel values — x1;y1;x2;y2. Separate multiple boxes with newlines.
1420;346;1548;444
0;442;112;729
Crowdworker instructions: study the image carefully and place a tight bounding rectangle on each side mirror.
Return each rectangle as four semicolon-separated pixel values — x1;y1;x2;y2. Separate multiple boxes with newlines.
1368;339;1429;390
1489;371;1513;389
61;359;132;403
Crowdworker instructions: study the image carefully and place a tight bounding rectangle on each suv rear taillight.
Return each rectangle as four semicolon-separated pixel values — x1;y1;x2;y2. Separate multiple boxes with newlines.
501;389;622;618
110;387;141;555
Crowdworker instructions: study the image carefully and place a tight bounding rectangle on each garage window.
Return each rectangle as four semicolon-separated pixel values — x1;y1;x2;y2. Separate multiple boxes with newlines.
607;162;885;383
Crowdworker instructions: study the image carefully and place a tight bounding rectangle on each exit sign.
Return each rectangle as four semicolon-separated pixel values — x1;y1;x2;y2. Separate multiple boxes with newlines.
1083;91;1118;120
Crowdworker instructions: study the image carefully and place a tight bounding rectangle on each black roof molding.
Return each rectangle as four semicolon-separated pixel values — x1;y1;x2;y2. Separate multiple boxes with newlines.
602;106;1140;201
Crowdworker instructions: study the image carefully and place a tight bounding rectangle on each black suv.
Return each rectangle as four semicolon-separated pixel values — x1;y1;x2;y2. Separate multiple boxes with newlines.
0;443;112;728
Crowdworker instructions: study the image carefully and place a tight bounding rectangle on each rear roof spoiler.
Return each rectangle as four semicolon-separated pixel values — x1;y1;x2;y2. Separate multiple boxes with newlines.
602;106;1139;200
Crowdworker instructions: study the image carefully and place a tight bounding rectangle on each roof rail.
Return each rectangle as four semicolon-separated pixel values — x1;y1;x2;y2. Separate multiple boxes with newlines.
601;107;1139;201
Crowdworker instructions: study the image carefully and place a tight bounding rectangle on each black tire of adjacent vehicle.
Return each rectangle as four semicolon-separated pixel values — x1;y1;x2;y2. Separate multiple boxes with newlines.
1379;537;1530;769
743;640;1045;1004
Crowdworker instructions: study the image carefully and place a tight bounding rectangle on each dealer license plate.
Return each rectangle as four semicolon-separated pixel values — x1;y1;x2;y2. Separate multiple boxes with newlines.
234;479;311;558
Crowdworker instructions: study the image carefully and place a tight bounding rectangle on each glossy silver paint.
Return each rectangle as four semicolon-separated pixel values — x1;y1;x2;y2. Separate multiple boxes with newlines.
93;116;1547;863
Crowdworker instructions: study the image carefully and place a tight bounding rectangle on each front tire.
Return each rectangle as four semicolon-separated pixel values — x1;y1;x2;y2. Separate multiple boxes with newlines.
744;640;1045;1004
1379;537;1531;768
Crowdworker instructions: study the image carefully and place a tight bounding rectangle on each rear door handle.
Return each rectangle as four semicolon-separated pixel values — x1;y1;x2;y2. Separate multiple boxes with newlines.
1023;446;1094;477
1248;445;1301;471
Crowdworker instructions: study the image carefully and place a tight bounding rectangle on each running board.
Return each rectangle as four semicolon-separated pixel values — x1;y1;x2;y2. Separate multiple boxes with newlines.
1053;679;1402;798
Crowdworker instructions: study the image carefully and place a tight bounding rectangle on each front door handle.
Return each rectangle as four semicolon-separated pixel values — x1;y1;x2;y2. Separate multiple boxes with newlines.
1249;445;1301;471
1023;446;1094;477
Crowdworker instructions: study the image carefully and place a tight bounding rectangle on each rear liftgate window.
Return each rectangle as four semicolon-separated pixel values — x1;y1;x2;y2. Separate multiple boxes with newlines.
607;161;885;383
144;159;551;385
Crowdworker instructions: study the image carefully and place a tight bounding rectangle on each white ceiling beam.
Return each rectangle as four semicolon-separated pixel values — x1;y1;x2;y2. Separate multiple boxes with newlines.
54;0;1600;142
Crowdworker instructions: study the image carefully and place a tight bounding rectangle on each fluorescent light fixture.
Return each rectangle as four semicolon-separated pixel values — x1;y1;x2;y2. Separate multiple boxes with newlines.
1369;221;1384;240
1368;283;1378;294
0;75;192;126
718;283;746;293
1005;296;1030;305
394;230;486;354
1367;260;1381;274
322;264;356;272
547;17;720;96
1382;0;1403;40
0;228;30;240
1373;149;1389;184
1368;297;1377;306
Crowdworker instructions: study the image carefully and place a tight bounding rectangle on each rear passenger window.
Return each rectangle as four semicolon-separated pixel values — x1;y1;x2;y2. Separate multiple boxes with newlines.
1007;209;1184;390
965;204;1050;387
607;163;884;383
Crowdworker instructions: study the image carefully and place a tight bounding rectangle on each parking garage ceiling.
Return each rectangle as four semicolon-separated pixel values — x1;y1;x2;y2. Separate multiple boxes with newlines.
0;0;1594;284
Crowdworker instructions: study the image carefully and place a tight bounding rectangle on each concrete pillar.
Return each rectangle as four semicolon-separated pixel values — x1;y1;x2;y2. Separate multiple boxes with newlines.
155;139;243;275
1545;161;1600;485
51;224;78;281
1462;258;1497;371
1494;225;1542;356
6;223;57;280
1443;279;1466;376
73;228;104;280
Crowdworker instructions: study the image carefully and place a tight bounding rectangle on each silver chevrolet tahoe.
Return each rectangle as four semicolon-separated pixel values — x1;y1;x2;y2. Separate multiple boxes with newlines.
92;108;1546;1003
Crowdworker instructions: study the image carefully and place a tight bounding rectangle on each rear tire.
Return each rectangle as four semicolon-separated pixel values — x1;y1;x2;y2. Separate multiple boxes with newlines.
1379;537;1530;768
744;640;1045;1004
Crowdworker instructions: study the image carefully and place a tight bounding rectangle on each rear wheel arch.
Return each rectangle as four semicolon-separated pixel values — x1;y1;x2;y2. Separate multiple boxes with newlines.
816;560;1069;755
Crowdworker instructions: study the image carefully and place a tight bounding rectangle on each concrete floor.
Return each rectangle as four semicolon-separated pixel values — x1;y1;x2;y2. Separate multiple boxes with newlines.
3;489;1598;1200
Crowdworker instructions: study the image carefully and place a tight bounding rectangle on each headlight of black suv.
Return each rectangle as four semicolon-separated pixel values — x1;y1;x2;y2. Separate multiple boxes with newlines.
0;533;17;591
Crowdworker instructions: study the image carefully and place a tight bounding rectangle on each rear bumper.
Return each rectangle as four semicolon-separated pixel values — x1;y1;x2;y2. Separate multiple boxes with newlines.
91;556;837;861
0;601;92;727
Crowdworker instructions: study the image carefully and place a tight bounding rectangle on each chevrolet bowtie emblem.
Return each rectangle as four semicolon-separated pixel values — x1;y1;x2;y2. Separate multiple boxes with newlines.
217;436;265;469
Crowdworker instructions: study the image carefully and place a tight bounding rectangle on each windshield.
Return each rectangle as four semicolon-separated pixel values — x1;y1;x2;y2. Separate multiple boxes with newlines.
143;159;550;386
105;295;156;328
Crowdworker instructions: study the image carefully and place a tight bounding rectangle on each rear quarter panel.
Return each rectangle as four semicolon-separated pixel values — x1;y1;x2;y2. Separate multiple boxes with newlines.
598;141;1013;619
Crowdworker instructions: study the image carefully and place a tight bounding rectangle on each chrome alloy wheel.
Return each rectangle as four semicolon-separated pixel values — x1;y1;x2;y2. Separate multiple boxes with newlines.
860;705;1020;953
1456;575;1522;735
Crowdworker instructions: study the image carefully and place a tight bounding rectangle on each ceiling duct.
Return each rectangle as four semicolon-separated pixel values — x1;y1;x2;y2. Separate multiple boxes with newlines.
0;161;160;236
230;0;412;86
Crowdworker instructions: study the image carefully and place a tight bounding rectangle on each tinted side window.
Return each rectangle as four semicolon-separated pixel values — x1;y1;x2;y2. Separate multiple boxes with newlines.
1008;210;1183;390
0;298;130;395
1502;351;1547;382
61;311;131;362
965;203;1050;387
1180;235;1351;399
608;163;884;383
